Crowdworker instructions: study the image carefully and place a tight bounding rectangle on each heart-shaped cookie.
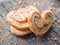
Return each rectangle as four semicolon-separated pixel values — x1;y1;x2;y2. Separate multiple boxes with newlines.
7;8;26;23
7;6;53;36
24;6;44;36
39;10;53;36
24;6;53;36
7;10;29;30
10;26;31;36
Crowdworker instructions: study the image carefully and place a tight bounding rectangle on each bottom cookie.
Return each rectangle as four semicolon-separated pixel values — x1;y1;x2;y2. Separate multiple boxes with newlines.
10;26;31;36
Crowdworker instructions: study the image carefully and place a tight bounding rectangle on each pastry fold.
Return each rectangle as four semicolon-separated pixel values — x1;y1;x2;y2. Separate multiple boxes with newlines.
7;9;29;30
24;6;44;36
7;9;31;36
24;6;53;36
6;6;53;36
10;26;31;36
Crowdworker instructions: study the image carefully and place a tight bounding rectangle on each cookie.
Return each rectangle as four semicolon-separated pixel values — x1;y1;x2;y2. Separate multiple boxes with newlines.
7;6;53;36
13;8;27;23
10;26;31;36
27;9;53;36
7;9;26;23
41;10;53;24
38;10;53;35
17;8;25;13
7;13;29;30
24;6;40;20
24;6;46;36
24;6;53;36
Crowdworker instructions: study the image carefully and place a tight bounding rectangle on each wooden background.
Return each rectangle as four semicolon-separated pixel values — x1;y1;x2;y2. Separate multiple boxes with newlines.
0;0;60;45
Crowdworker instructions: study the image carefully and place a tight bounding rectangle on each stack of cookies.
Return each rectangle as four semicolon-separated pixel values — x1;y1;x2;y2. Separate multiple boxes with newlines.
7;6;53;36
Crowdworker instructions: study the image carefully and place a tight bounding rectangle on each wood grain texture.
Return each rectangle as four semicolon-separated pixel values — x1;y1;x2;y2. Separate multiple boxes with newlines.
0;0;60;45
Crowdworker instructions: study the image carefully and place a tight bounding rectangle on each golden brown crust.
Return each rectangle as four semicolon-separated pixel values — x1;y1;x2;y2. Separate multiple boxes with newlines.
6;6;53;36
24;6;53;36
7;14;29;30
40;11;53;36
28;12;44;36
24;6;41;20
24;6;47;36
41;10;53;24
16;8;27;23
7;9;26;23
12;12;26;23
38;10;53;36
10;26;31;36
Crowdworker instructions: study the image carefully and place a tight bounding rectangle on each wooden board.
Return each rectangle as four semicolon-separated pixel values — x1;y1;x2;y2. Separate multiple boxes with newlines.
0;0;60;45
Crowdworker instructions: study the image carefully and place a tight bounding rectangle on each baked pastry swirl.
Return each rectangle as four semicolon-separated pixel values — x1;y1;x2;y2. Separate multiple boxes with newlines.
24;6;44;36
10;26;31;36
7;9;29;30
7;9;31;36
7;6;53;36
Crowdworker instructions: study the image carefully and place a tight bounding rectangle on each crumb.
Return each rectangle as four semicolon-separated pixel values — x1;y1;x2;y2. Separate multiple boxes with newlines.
48;38;50;40
53;7;56;10
58;40;60;42
0;30;2;32
6;27;9;31
54;43;57;45
48;6;53;10
54;38;57;41
56;8;60;12
33;3;40;8
51;3;55;6
9;36;11;39
57;26;60;28
57;20;60;22
32;38;35;40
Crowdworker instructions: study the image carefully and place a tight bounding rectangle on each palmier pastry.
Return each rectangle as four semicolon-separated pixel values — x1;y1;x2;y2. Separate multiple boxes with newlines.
41;10;53;25
24;6;40;20
7;10;29;30
39;10;53;35
24;6;45;36
6;6;53;36
10;26;31;36
28;9;53;36
10;9;26;23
